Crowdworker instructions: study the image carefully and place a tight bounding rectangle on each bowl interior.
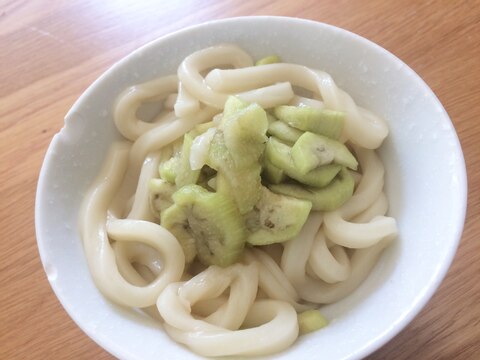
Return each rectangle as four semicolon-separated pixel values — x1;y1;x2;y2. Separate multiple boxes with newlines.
35;16;467;360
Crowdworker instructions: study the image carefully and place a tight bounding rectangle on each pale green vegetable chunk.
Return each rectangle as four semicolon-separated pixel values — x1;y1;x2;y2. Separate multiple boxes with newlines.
207;96;268;214
255;55;281;66
175;132;201;188
291;131;358;174
266;112;277;124
193;120;216;136
223;101;269;168
149;94;359;268
268;120;304;145
160;204;197;263
298;310;329;335
172;185;246;267
246;187;312;246
274;105;344;139
222;95;250;119
262;158;285;184
269;168;354;211
158;157;178;184
265;137;342;188
149;178;176;213
207;130;263;214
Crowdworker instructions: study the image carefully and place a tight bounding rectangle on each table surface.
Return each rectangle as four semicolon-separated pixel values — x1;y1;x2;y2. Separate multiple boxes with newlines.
1;1;479;359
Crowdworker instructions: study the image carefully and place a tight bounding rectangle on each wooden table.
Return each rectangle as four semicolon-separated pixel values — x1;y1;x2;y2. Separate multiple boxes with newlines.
1;1;478;359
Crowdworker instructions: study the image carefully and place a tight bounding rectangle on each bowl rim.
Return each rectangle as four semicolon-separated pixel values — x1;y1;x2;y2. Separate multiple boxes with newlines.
35;15;468;360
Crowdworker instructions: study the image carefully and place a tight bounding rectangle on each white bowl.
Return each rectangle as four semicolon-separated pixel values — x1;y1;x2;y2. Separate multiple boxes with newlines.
35;16;467;360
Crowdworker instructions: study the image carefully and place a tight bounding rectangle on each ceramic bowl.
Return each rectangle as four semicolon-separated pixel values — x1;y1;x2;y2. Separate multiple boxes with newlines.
35;16;467;359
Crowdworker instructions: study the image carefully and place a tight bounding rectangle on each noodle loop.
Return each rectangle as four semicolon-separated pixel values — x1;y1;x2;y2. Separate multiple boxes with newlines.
157;263;298;356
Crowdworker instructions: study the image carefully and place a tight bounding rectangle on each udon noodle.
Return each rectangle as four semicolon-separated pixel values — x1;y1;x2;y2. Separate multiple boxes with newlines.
80;44;397;356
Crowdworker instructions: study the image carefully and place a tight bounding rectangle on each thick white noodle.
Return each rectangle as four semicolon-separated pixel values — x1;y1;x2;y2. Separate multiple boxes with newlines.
243;249;312;311
323;146;398;248
323;213;397;249
205;64;388;148
126;151;162;221
308;230;351;283
179;264;258;330
261;243;283;265
157;264;257;332
174;81;200;118
112;241;164;321
105;219;185;307
236;82;295;108
336;146;385;219
192;297;228;317
294;240;391;304
113;149;168;293
165;300;298;357
113;242;162;285
353;192;389;223
129;107;218;177
157;263;298;357
282;203;393;304
110;107;219;215
114;75;178;140
80;143;185;308
178;44;254;109
163;93;177;110
289;95;325;109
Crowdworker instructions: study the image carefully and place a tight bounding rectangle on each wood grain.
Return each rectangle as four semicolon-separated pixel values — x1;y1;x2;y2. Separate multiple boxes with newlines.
1;1;478;359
